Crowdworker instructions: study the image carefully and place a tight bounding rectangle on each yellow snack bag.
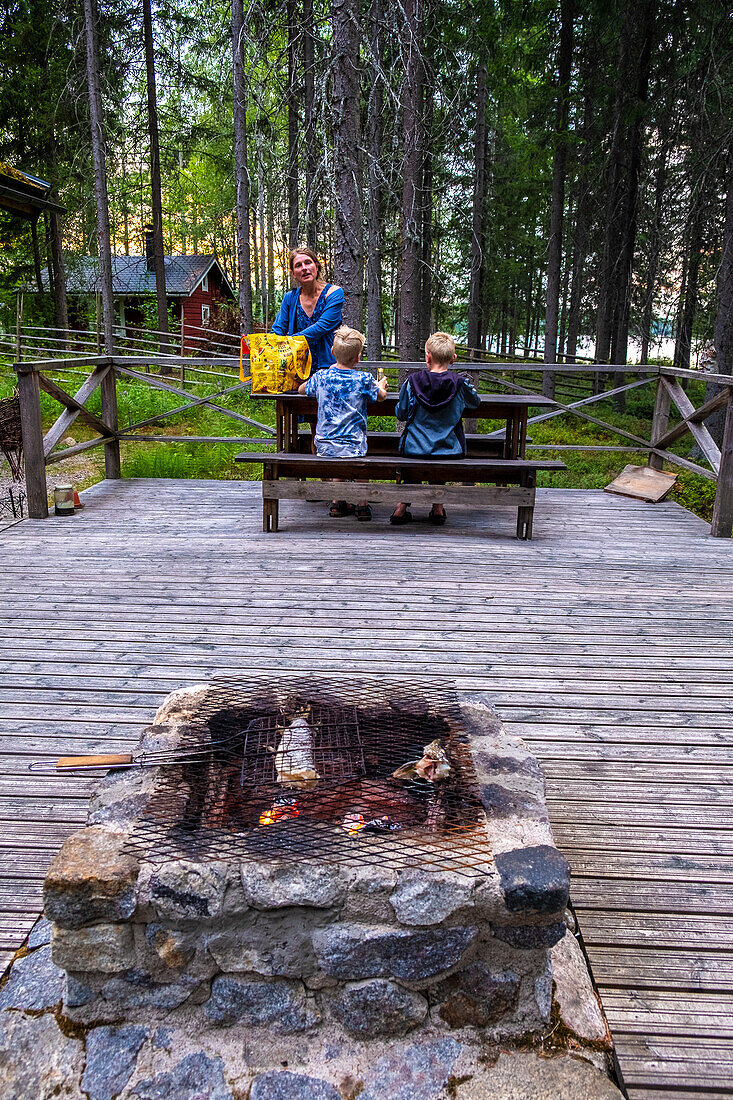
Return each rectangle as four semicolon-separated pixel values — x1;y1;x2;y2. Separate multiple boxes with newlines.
243;333;312;392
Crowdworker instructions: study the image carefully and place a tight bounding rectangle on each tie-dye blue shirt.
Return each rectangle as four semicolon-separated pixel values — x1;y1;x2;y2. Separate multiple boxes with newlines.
304;367;379;457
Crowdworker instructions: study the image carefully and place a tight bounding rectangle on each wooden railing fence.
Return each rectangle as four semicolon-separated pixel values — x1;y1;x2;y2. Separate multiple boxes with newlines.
10;355;733;537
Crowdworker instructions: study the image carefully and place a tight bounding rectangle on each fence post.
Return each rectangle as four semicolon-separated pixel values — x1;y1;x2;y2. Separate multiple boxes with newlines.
711;389;733;537
16;364;48;518
648;373;670;470
100;360;121;479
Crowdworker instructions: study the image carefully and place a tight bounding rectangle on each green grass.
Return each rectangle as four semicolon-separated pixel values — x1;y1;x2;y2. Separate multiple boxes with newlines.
120;441;260;480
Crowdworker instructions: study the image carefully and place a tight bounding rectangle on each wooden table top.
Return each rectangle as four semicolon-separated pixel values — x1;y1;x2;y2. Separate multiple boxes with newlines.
250;391;555;413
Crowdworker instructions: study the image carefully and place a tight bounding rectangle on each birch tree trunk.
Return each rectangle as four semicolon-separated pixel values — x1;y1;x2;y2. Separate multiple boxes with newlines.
252;202;260;306
267;195;275;307
398;0;424;364
332;0;363;327
46;136;69;339
142;0;170;357
639;128;669;363
557;213;573;357
232;0;253;333
82;0;114;356
710;139;733;536
420;79;434;343
82;0;119;479
674;198;704;372
49;207;68;337
257;131;267;325
303;0;318;250
365;0;384;360
610;0;653;370
595;2;635;365
30;219;43;293
467;56;488;355
286;0;299;246
543;0;574;397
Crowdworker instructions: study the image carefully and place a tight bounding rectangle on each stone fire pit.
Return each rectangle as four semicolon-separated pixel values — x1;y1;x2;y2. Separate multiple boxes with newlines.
44;679;569;1034
0;678;621;1099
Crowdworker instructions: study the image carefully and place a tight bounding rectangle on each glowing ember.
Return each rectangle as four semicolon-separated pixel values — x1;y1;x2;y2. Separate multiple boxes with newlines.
259;798;299;826
341;812;401;837
342;812;366;836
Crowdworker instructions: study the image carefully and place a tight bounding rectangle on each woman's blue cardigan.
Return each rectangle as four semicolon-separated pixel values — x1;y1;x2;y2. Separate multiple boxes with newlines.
271;285;345;371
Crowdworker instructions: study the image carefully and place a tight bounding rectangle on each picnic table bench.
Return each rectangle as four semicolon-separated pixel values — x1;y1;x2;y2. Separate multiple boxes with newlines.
237;390;565;539
238;451;564;537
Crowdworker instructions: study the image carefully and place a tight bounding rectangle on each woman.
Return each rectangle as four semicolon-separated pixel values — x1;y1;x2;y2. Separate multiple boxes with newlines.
270;247;344;372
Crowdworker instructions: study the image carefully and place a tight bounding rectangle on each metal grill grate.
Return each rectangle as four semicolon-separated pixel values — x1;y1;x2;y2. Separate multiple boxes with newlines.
240;705;365;786
122;674;493;876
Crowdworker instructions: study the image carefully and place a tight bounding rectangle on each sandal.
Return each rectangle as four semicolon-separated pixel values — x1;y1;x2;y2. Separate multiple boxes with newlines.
390;509;413;526
429;507;447;526
329;501;355;517
355;504;372;522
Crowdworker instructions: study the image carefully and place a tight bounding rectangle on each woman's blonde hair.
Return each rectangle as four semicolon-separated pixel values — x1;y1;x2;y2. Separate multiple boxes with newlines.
332;325;366;367
425;331;456;365
288;246;324;280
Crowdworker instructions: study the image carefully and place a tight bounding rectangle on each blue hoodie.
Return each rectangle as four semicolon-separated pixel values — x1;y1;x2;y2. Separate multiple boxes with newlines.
396;369;481;457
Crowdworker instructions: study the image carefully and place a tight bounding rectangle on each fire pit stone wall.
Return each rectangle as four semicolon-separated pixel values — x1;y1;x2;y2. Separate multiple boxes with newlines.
45;682;572;1046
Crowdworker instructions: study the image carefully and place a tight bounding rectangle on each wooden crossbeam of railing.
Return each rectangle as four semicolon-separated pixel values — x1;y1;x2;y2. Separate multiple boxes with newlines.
45;436;115;465
661;366;733;386
657;377;723;474
11;353;733;532
476;366;718;480
478;367;655;442
112;356;241;370
13;355;113;371
649;373;731;481
120;435;274;444
114;365;274;435
486;377;654;434
41;364;116;457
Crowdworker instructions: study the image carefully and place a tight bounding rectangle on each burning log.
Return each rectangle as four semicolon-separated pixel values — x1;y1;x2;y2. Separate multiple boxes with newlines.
259;797;299;826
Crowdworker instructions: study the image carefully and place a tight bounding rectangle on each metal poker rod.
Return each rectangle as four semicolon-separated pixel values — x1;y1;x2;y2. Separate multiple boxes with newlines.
27;713;316;774
27;732;249;774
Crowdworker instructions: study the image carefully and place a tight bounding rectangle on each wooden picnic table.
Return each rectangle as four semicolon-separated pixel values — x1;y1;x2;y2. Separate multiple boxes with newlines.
250;390;555;459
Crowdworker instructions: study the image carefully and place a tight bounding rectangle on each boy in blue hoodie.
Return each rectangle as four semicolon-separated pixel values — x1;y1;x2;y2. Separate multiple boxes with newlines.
390;332;480;525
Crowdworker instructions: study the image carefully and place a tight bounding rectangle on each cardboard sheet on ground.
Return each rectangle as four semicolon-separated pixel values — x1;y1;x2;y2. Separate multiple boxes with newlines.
604;463;677;503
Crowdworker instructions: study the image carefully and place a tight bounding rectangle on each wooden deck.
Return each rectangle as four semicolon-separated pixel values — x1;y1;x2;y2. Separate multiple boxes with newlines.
1;479;731;1098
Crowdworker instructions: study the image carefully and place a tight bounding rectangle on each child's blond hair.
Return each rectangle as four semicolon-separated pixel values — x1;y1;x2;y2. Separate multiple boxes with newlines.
425;331;456;365
332;325;366;367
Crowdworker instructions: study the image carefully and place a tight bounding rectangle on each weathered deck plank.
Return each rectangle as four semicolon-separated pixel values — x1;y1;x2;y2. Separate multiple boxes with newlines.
1;479;731;1097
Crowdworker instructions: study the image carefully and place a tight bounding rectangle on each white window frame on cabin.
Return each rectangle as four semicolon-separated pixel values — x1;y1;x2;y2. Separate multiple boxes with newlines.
201;304;210;323
201;272;209;292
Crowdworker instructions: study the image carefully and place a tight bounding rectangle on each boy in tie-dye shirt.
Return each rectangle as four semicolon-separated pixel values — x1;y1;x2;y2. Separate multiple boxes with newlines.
298;326;388;520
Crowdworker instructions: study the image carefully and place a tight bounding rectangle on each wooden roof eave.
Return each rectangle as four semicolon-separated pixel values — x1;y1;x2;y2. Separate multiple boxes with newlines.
0;183;66;217
193;257;236;300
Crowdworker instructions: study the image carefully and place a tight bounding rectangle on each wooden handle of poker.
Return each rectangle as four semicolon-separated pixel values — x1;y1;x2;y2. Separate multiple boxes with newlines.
56;754;134;769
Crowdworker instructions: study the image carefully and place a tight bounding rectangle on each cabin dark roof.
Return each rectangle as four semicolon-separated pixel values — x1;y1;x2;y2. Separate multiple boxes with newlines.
31;254;235;298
